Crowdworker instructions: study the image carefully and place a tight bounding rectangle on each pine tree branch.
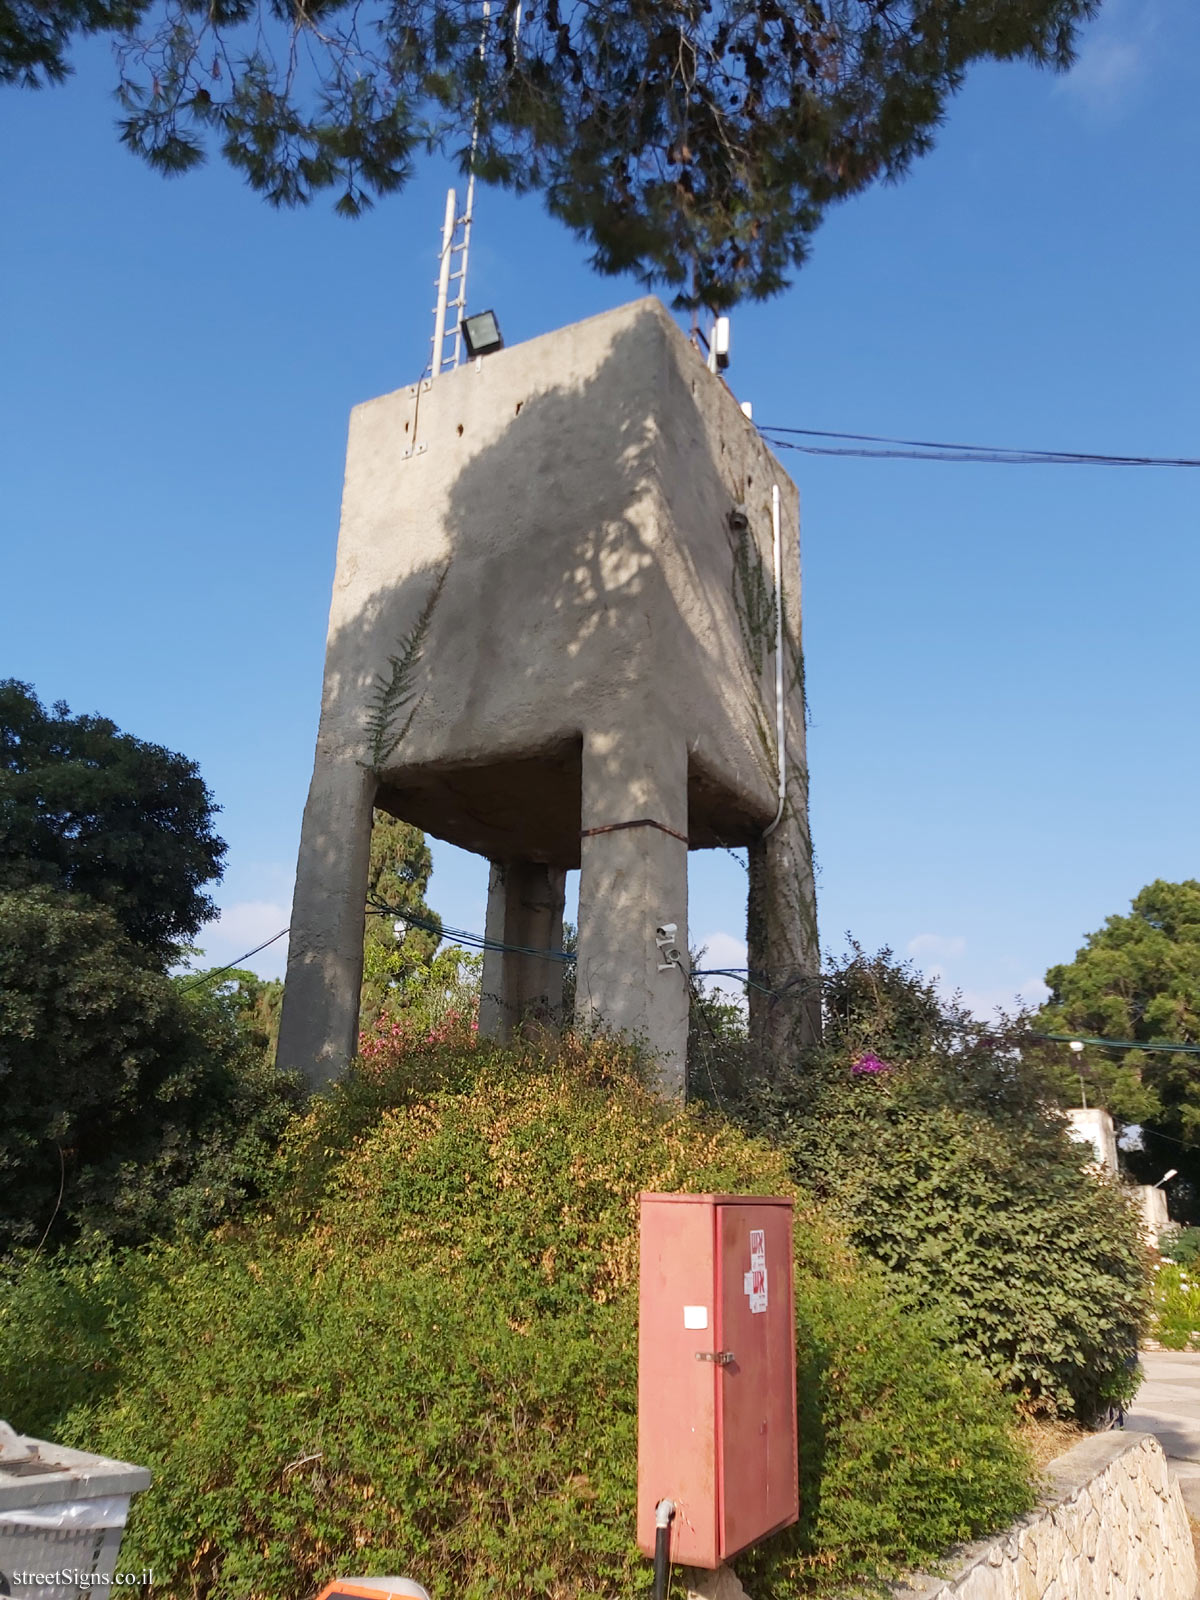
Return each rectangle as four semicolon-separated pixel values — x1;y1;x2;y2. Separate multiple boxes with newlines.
364;565;449;769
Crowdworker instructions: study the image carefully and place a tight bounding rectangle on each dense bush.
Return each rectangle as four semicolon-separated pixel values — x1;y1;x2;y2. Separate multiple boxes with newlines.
0;1035;1033;1600
0;890;301;1253
1160;1226;1200;1271
710;947;1150;1421
1150;1261;1200;1351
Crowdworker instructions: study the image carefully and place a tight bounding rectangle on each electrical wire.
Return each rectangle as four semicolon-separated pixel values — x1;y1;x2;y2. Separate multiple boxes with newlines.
757;423;1200;468
177;906;1200;1068
685;971;725;1110
1034;1031;1200;1056
371;899;575;963
177;928;290;993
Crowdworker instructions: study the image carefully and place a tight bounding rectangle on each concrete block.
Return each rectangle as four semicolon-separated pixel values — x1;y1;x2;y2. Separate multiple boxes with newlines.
682;1563;749;1599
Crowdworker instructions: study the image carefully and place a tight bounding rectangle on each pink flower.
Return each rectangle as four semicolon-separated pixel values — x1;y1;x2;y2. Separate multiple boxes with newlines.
851;1051;892;1076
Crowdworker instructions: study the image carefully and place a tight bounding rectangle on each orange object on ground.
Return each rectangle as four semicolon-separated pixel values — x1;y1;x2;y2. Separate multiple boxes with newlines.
314;1580;430;1600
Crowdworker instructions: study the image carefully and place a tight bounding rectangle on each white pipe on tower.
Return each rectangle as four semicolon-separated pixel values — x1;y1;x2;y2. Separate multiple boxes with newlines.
763;483;787;838
431;186;457;376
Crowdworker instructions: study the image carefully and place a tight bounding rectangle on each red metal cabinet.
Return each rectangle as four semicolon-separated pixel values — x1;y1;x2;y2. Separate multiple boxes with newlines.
636;1192;798;1568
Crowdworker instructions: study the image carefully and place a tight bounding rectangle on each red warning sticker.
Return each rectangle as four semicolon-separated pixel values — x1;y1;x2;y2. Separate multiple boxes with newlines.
744;1229;768;1313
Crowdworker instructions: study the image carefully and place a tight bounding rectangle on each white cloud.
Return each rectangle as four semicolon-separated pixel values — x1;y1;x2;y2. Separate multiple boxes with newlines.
907;933;967;963
957;977;1051;1022
694;930;749;1006
1058;0;1170;113
1062;35;1145;107
904;932;1048;1020
192;898;291;980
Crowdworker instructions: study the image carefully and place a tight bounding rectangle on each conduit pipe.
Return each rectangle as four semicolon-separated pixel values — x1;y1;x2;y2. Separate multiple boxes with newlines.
653;1498;676;1600
431;187;456;377
763;482;786;838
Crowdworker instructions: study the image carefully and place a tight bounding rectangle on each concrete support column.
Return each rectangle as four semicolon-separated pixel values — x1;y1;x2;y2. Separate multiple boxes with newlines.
276;754;377;1088
478;859;568;1041
747;762;820;1071
575;726;690;1098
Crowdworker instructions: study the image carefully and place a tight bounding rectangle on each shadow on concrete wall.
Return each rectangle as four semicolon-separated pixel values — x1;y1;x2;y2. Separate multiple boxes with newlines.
315;315;773;871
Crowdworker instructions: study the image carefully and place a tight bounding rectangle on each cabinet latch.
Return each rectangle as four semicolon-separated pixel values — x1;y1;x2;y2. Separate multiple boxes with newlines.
695;1350;735;1365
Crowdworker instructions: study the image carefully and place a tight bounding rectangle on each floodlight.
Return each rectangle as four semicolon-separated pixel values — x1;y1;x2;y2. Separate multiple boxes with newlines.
461;310;504;358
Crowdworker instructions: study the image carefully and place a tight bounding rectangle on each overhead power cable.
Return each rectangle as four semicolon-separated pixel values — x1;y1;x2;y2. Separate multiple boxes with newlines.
1035;1031;1200;1056
176;909;1200;1065
758;423;1200;469
177;928;289;993
372;899;575;963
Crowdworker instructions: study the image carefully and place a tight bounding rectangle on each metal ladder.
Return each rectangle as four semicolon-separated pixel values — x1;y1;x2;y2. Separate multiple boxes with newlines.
430;178;477;378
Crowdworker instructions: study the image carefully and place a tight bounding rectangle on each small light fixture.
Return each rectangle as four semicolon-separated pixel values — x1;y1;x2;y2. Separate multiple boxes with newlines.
1156;1169;1179;1189
461;310;504;358
712;315;731;371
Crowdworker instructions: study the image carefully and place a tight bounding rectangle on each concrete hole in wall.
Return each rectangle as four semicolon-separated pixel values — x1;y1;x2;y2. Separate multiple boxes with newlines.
457;424;464;436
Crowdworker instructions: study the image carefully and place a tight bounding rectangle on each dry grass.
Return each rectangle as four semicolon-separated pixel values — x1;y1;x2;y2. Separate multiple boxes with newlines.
1017;1417;1089;1472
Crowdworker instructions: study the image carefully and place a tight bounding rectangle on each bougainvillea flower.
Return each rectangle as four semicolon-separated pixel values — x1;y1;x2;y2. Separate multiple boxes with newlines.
851;1052;892;1075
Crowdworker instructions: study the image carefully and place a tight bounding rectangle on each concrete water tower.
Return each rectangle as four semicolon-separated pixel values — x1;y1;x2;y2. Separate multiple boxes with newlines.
276;298;818;1096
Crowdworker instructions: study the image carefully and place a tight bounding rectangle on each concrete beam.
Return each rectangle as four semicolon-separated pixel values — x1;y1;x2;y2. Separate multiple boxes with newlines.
575;727;690;1097
478;859;567;1041
277;754;376;1088
747;760;821;1068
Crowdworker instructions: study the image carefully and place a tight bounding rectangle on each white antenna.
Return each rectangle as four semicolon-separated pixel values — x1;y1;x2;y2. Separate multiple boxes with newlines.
429;1;494;377
707;314;731;374
431;187;457;377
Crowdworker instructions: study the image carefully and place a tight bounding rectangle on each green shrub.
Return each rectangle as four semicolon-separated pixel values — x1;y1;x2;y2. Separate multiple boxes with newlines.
1150;1260;1200;1350
0;890;302;1254
1160;1226;1200;1270
0;1036;1032;1600
724;947;1150;1421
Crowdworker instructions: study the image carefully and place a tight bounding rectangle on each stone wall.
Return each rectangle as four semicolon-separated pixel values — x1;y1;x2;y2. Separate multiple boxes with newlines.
684;1432;1196;1600
898;1431;1196;1600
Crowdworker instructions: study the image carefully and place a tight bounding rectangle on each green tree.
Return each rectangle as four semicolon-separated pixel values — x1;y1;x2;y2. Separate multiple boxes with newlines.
1036;879;1200;1202
0;890;301;1254
360;809;441;1028
0;680;226;967
178;964;285;1059
3;0;1099;304
723;945;1149;1420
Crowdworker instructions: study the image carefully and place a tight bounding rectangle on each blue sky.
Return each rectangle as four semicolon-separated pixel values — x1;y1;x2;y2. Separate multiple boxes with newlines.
3;0;1197;1018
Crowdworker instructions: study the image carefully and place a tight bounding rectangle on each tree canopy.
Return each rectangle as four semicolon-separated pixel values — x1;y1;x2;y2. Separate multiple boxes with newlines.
0;680;226;967
0;889;300;1253
1036;879;1200;1204
4;0;1100;304
360;809;441;1028
714;945;1147;1421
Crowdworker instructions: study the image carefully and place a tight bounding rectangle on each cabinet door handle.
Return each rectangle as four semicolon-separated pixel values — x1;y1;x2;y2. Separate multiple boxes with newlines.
695;1350;735;1365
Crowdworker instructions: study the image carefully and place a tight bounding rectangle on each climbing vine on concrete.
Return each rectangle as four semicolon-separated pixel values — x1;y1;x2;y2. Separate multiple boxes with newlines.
730;525;777;676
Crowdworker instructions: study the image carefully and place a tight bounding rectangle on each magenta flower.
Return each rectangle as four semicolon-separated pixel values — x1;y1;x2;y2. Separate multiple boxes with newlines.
851;1052;892;1076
